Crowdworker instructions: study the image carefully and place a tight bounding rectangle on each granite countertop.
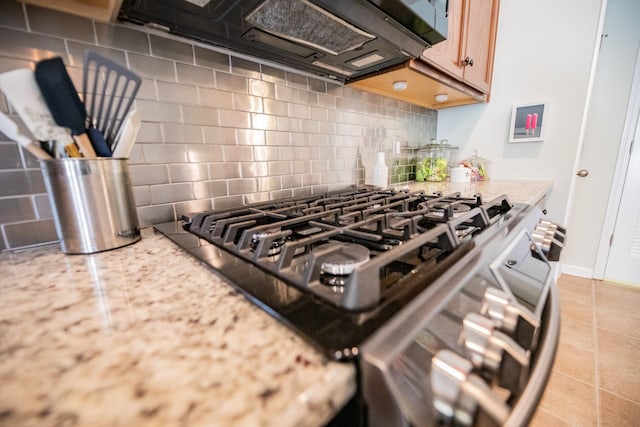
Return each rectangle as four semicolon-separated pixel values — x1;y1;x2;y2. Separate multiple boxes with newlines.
403;179;553;206
0;179;552;427
0;228;356;427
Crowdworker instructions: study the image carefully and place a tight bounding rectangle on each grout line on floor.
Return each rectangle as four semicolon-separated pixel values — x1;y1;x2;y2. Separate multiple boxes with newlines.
592;279;602;427
598;386;640;407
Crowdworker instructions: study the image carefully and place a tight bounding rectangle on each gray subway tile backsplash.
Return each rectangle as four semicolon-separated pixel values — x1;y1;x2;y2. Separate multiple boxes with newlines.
176;62;214;87
194;46;229;71
0;1;437;250
95;22;150;54
199;88;233;109
216;71;247;93
34;194;53;219
0;143;22;170
0;1;26;30
149;34;193;63
181;105;219;126
149;183;194;204
157;81;198;105
129;164;170;186
163;124;203;144
66;40;126;67
0;27;66;61
3;219;57;248
169;164;209;182
230;56;261;79
193;180;227;199
137;204;175;227
26;5;95;43
128;53;176;81
136;100;181;123
0;197;34;223
0;170;46;197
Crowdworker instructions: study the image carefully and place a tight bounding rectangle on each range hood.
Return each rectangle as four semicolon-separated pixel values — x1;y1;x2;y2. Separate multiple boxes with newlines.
119;0;448;81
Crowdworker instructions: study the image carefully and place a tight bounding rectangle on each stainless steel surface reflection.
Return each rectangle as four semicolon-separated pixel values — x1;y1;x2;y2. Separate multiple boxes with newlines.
40;158;140;254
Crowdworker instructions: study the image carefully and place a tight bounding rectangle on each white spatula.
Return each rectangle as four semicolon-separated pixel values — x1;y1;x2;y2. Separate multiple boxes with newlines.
0;68;80;157
112;108;141;158
0;111;52;159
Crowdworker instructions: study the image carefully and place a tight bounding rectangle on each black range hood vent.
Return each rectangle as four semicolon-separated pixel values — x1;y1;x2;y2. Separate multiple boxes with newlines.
119;0;448;81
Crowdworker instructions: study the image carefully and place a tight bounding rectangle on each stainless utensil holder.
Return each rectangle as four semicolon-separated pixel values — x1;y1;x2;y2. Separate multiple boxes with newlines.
40;158;140;254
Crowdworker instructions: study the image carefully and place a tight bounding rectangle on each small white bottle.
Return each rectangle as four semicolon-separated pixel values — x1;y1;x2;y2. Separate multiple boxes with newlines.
372;151;388;188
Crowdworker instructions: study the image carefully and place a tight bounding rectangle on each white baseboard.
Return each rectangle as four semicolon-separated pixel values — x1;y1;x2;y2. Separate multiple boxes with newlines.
560;264;593;278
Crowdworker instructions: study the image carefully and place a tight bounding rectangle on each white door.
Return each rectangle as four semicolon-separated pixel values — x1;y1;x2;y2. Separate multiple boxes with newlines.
562;0;640;278
605;106;640;285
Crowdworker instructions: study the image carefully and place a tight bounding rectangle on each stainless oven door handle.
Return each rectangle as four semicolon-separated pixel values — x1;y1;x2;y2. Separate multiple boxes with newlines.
505;266;561;426
431;349;510;426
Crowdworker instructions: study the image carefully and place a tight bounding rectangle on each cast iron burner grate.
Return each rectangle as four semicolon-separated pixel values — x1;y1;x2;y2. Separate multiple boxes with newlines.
156;187;516;359
183;187;513;311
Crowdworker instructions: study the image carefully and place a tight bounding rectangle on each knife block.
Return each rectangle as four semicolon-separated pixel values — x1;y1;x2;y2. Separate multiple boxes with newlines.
40;158;140;254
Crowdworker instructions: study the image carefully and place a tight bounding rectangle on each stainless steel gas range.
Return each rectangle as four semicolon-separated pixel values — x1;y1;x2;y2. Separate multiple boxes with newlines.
154;187;566;427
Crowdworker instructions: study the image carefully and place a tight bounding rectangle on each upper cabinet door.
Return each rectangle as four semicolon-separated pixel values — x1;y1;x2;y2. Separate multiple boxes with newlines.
421;0;500;95
421;0;466;80
463;0;500;93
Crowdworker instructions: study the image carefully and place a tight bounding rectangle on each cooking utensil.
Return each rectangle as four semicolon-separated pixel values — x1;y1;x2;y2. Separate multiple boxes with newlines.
88;127;112;157
34;57;97;158
0;111;52;159
112;108;140;158
83;51;141;149
0;68;80;158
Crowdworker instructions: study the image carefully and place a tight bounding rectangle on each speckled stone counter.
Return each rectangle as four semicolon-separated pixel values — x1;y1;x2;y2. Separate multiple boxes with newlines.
403;179;553;206
0;228;355;427
0;179;552;427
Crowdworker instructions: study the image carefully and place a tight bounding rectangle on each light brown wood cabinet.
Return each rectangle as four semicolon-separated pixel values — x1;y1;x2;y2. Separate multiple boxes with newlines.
422;0;500;94
348;0;500;109
21;0;123;22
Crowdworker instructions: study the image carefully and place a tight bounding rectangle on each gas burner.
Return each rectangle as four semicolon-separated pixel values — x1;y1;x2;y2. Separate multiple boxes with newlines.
315;243;371;290
430;201;471;218
251;231;286;256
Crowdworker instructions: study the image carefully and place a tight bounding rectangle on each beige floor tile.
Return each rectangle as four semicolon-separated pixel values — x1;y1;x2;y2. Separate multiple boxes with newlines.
597;329;640;404
598;280;640;302
529;405;571;427
560;274;593;288
596;281;640;314
600;390;640;427
558;275;594;306
595;281;640;340
560;316;594;350
560;297;594;324
538;371;597;426
596;306;640;341
553;340;595;384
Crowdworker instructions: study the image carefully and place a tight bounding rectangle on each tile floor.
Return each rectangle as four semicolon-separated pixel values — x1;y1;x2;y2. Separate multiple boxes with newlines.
530;274;640;426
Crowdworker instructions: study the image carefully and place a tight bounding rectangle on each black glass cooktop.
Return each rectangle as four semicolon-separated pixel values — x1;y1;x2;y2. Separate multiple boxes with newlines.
154;220;474;361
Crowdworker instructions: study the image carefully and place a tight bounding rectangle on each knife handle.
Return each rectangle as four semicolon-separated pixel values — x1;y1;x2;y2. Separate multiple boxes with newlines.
63;140;83;158
74;133;97;158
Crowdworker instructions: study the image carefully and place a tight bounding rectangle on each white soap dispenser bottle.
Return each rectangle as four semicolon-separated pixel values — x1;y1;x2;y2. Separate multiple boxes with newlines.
372;151;388;188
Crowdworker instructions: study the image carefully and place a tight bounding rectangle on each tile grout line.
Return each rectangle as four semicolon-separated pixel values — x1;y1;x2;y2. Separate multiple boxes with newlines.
592;279;602;427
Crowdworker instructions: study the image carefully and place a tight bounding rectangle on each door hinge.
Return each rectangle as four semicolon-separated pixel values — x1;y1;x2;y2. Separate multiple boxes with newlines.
599;33;608;51
631;139;635;155
609;233;614;246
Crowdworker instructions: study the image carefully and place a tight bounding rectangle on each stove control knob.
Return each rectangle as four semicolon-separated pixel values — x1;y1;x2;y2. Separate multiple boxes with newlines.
533;226;565;243
538;219;566;235
462;313;530;394
431;349;510;426
482;287;540;350
531;233;564;261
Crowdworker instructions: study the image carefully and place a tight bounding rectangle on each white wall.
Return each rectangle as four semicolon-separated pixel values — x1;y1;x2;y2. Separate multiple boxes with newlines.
562;0;640;277
437;0;603;224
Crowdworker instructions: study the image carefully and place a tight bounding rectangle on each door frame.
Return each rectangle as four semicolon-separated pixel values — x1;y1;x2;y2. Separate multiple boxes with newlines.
593;46;640;279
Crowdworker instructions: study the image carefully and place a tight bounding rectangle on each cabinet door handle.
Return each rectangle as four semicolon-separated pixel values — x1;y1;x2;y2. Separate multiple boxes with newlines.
462;56;474;67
